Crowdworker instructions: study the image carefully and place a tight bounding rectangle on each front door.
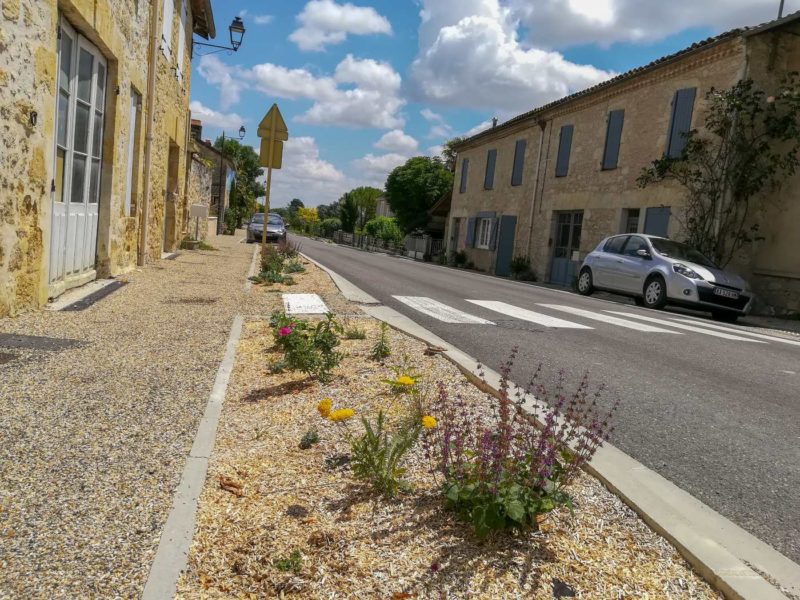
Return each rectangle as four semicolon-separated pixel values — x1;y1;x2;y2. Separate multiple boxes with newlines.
50;17;106;288
494;215;517;277
549;211;583;286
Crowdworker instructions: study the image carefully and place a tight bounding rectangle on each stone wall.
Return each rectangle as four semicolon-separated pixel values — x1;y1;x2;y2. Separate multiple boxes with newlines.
186;153;213;242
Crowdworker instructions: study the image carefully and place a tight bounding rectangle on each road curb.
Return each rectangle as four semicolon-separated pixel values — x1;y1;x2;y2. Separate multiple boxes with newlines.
141;314;244;600
318;260;800;599
244;245;259;292
300;251;380;305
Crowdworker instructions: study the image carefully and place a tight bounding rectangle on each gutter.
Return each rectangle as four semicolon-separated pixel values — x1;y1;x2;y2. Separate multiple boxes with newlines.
138;0;161;266
525;120;547;257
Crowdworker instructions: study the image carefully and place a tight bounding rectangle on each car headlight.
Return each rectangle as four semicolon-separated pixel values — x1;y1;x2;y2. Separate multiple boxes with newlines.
673;263;703;279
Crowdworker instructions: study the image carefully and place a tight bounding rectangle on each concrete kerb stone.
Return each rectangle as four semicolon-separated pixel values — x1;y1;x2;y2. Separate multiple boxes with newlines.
300;251;380;305
326;264;800;599
244;245;259;292
141;314;244;600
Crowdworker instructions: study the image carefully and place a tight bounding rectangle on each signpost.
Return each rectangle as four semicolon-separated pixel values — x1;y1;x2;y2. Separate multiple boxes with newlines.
257;104;288;249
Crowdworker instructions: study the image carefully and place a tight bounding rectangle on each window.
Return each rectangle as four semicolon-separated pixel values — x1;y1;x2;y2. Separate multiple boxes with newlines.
622;235;648;257
476;218;492;249
484;149;496;190
553;211;583;258
603;236;627;254
644;206;671;237
125;89;141;216
623;208;639;233
602;109;624;170
176;0;186;81
459;158;469;193
511;139;526;186
161;0;174;59
666;88;696;158
555;124;573;177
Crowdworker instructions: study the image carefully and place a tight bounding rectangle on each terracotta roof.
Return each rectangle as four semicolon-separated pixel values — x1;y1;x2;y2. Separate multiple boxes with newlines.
455;11;800;150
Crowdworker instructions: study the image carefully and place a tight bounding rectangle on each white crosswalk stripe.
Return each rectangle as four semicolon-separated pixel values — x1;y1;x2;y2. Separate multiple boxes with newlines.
605;311;767;342
669;317;800;347
466;300;593;329
537;304;681;333
393;296;494;324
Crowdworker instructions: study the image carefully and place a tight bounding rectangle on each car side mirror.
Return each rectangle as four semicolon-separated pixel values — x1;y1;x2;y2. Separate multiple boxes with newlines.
636;249;652;259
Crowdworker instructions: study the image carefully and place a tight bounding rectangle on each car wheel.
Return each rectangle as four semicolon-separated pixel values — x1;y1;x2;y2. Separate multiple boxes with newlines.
642;275;667;309
712;310;739;323
633;297;645;307
577;268;594;296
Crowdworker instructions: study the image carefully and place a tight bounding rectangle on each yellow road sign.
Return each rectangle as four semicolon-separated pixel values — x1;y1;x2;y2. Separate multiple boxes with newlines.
259;139;283;169
257;104;288;140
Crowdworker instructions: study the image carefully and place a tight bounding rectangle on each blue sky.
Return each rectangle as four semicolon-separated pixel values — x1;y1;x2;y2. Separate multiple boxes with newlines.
188;0;792;207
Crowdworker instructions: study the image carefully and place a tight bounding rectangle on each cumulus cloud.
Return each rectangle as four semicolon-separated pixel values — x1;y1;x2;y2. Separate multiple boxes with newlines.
420;107;454;139
290;0;392;51
375;130;419;153
409;0;614;114
189;101;246;130
253;15;274;25
352;152;408;188
197;55;405;129
268;137;348;206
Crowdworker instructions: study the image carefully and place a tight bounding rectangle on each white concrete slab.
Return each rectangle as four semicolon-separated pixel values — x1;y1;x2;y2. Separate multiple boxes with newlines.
282;293;329;314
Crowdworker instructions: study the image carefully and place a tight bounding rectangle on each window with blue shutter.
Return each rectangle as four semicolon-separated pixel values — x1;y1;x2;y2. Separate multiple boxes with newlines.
484;149;497;190
465;217;476;247
666;88;696;158
511;139;526;186
459;158;469;193
602;109;624;170
555;125;573;177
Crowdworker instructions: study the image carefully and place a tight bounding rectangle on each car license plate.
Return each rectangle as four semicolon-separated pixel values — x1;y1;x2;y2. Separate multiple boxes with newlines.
713;287;739;299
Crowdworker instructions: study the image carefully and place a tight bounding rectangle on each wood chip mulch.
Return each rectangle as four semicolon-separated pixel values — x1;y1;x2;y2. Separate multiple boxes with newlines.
176;260;721;599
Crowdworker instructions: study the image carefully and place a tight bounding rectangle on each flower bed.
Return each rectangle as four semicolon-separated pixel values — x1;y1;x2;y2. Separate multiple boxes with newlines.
176;264;720;599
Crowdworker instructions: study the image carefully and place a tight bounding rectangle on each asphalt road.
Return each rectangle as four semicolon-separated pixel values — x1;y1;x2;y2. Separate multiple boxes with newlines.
294;234;800;563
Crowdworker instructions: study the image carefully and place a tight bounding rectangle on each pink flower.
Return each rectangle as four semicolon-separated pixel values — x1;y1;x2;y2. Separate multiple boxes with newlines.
278;326;293;337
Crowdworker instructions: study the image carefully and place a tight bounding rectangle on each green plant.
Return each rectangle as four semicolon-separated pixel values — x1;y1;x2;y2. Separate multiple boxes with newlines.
510;255;530;278
319;217;342;237
273;550;303;573
284;259;306;274
452;250;467;267
299;429;320;449
282;275;296;286
369;322;392;361
268;359;287;374
251;270;287;285
198;241;217;251
276;237;301;258
363;216;404;243
261;244;285;274
271;312;344;382
344;325;367;340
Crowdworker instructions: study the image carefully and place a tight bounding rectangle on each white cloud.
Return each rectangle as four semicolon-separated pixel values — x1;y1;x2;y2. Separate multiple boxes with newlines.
253;15;274;25
269;137;348;206
335;54;401;92
189;101;246;130
427;144;444;157
463;118;494;138
506;0;782;49
375;130;419;153
409;0;614;114
289;0;392;51
197;55;245;110
248;63;338;100
420;107;454;139
352;152;408;188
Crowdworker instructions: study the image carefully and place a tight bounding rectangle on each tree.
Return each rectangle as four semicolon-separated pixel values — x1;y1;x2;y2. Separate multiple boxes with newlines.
442;137;465;172
385;156;454;233
213;137;265;227
317;200;341;220
348;186;382;229
638;75;800;266
339;193;358;233
296;206;320;233
363;216;403;243
289;198;305;213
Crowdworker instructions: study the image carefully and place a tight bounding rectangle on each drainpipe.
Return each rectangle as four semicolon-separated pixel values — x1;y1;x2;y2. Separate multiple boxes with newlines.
525;119;548;257
138;0;161;266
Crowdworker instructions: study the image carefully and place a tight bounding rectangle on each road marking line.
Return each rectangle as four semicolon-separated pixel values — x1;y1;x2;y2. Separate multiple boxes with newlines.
537;304;681;333
669;318;800;347
393;296;494;324
466;300;593;329
605;311;767;342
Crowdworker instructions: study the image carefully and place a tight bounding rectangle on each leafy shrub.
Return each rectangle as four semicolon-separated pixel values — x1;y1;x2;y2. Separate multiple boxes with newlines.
261;244;285;274
319;217;342;237
273;550;302;573
299;429;320;449
284;259;306;274
425;349;618;537
344;326;367;340
271;312;344;382
363;216;404;243
276;237;301;258
452;250;468;267
282;275;296;286
369;322;392;361
251;270;287;285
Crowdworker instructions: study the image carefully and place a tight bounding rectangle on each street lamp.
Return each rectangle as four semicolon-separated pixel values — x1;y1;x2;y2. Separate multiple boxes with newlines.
194;17;247;53
215;125;246;235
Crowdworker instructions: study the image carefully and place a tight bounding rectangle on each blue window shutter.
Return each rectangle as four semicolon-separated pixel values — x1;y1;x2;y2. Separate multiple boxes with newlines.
511;139;526;186
459;158;469;193
602;109;624;170
489;218;500;250
484;149;497;190
555;125;573;177
666;88;696;158
465;217;476;247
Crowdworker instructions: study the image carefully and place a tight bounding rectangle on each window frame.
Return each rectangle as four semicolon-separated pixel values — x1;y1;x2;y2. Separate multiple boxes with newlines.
484;149;497;190
161;0;174;60
475;217;492;249
511;139;526;186
459;158;469;193
555;124;573;177
601;109;624;170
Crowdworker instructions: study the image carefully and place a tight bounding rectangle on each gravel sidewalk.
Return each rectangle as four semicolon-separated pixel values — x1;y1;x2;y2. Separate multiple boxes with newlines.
0;233;264;599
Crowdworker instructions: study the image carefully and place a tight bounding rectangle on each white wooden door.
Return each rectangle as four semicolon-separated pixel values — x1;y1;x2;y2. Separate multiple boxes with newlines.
50;17;106;285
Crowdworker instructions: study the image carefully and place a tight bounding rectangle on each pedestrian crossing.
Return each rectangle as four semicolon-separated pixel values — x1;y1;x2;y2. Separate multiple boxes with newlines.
391;295;793;347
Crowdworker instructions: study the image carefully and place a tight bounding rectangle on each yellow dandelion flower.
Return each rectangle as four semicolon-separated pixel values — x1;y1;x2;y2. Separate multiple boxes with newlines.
421;415;437;429
395;375;416;386
317;398;332;419
329;408;355;422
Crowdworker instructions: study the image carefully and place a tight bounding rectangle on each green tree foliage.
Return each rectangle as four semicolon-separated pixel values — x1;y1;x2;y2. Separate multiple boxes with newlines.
339;193;359;233
319;217;342;237
363;216;403;243
347;186;382;229
213;137;265;228
442;137;465;172
385;157;454;233
316;200;341;220
638;75;800;266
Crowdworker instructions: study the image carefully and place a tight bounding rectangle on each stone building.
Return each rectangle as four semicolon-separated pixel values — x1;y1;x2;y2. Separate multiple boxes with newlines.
187;120;234;238
448;12;800;314
0;0;217;317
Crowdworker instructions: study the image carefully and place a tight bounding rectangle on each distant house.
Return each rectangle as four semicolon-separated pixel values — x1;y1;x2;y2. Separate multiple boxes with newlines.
375;195;394;218
189;121;235;235
447;12;800;313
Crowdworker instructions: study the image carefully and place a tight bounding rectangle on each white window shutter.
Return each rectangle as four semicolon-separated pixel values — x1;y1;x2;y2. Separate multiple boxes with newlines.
176;0;186;81
161;0;174;60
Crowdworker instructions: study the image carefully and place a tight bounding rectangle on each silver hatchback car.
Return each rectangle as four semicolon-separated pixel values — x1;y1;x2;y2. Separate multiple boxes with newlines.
577;234;753;322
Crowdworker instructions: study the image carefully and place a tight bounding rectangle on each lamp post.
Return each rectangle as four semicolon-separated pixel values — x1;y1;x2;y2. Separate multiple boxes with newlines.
193;17;246;54
215;125;246;235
